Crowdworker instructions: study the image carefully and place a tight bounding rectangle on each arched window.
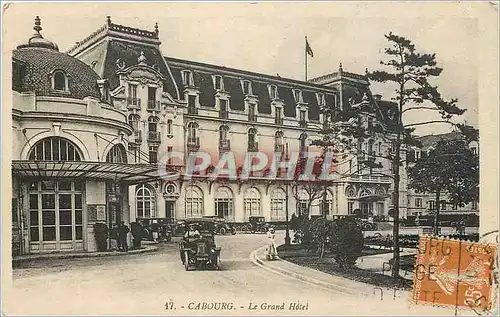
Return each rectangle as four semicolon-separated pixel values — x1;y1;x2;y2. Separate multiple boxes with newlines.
215;186;233;220
244;187;261;217
28;137;82;161
136;184;156;218
148;116;159;132
167;119;173;136
187;122;198;140
53;70;67;91
128;114;140;131
270;188;286;220
185;186;203;217
359;188;371;198
297;189;309;216
375;187;385;196
274;131;284;152
345;185;356;198
106;144;127;163
248;128;257;151
320;190;333;215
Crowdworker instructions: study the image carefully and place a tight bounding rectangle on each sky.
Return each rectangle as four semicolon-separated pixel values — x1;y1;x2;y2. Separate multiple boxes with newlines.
3;2;485;136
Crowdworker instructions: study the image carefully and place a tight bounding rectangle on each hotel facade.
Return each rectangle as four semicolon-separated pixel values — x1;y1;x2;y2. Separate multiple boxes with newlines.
12;16;409;254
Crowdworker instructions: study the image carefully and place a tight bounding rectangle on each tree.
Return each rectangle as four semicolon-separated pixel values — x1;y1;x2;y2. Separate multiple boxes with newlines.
308;217;333;258
329;216;364;269
408;137;479;235
365;32;466;278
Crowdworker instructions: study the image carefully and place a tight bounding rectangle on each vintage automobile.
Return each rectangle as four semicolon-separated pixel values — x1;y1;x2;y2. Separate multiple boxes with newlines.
203;216;237;235
242;216;269;233
179;218;221;271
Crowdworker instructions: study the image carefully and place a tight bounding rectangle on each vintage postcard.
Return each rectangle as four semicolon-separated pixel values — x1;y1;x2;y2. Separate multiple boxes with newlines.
2;1;498;316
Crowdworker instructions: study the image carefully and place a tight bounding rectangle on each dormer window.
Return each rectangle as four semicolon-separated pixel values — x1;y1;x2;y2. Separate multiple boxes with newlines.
317;93;326;107
181;70;194;87
242;80;252;95
52;70;68;91
269;85;278;100
274;106;283;125
293;89;303;103
214;75;224;91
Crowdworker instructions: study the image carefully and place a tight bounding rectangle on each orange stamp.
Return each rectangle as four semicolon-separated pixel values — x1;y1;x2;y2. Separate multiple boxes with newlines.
412;236;497;311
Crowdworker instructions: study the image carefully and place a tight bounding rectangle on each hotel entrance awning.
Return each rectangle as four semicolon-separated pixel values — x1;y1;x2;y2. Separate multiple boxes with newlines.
11;160;180;185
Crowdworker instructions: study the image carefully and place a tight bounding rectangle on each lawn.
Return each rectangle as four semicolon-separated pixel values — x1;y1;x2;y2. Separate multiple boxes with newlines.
277;244;412;290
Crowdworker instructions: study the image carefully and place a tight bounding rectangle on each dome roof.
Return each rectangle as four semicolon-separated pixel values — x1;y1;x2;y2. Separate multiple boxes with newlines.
17;16;59;51
13;17;101;100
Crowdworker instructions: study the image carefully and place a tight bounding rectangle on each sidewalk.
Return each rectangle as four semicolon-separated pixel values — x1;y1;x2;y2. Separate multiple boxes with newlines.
12;245;158;264
250;246;374;297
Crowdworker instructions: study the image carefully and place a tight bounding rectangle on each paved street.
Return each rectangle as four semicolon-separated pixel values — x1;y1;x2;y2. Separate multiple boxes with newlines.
7;233;454;315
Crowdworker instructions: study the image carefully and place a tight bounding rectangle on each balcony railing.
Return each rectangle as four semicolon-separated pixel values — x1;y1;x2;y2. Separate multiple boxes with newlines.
147;131;161;142
299;120;307;128
219;139;231;150
275;117;283;125
187;137;200;147
219;110;228;119
147;100;161;111
248;113;257;122
248;142;259;152
133;130;142;144
127;97;141;109
187;106;198;115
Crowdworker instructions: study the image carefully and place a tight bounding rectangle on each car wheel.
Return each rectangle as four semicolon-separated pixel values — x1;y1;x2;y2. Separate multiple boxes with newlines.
231;229;236;235
184;251;190;271
219;227;227;235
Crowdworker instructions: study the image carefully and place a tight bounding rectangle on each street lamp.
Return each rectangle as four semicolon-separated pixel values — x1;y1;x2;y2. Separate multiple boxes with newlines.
284;142;291;246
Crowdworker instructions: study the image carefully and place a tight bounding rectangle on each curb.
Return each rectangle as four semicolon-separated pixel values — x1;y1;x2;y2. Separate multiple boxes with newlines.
12;245;159;264
249;246;372;297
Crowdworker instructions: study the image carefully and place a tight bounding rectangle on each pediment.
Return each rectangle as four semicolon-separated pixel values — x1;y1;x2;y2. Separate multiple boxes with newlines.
117;64;166;86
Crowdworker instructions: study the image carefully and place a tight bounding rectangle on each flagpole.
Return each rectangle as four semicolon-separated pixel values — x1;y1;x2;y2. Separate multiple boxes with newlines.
305;35;308;81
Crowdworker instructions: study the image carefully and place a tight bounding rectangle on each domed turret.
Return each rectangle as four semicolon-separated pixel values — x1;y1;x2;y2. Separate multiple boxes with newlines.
17;16;59;51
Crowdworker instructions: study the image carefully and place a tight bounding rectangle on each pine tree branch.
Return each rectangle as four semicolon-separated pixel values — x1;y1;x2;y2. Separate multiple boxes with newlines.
404;120;453;128
401;106;440;114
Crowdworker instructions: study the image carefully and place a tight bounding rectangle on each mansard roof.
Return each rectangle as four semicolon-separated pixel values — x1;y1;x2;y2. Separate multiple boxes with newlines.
166;56;339;120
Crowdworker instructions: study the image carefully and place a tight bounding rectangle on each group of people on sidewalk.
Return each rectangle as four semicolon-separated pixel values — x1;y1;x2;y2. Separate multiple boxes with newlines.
110;221;130;252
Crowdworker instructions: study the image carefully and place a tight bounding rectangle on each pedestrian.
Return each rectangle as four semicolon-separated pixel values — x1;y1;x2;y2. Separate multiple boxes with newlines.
110;224;119;251
118;221;130;252
266;227;277;260
131;221;143;249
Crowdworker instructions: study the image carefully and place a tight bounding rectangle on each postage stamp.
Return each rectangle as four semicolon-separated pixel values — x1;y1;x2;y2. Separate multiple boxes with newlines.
413;236;498;311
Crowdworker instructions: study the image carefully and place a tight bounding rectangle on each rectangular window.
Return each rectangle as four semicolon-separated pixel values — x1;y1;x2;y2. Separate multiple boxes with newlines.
214;76;223;90
148;87;156;102
294;90;302;103
188;95;197;112
275;107;283;125
299;110;306;122
220;99;228;119
415;198;422;207
167;146;173;165
269;85;278;99
471;200;478;210
248;103;256;121
182;71;193;86
317;93;325;106
149;147;158;164
471;147;477;155
429;200;435;210
348;202;354;214
440;200;447;211
242;81;251;95
128;84;138;100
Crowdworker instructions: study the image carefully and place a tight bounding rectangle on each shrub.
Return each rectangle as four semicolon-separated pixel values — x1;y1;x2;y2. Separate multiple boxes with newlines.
93;222;109;252
329;217;364;269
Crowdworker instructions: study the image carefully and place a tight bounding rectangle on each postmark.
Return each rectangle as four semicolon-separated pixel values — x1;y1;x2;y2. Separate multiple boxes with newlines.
412;235;497;311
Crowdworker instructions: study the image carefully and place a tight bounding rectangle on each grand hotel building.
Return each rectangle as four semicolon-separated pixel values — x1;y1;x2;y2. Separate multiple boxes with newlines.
11;17;405;254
